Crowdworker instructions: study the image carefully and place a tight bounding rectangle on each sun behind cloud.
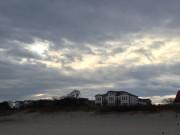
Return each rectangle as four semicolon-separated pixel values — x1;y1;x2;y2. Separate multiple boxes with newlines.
31;44;48;54
27;39;51;55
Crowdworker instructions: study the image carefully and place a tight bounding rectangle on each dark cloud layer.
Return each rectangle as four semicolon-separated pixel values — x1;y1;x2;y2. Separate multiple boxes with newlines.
0;0;180;103
1;0;180;44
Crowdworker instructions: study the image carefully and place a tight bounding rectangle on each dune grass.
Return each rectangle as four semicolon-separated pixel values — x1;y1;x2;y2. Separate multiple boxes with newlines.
1;104;180;116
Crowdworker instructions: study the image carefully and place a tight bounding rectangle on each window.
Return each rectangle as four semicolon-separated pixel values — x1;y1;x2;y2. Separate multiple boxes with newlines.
109;91;115;96
122;96;128;100
109;97;114;101
96;97;101;101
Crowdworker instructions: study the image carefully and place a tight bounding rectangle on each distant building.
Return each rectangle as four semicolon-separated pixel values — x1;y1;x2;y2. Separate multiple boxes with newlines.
14;101;24;109
88;100;95;106
138;98;152;105
78;98;89;105
95;91;138;106
24;100;33;107
174;90;180;104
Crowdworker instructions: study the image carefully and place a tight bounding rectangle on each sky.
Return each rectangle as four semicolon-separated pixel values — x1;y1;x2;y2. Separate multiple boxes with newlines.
0;0;180;104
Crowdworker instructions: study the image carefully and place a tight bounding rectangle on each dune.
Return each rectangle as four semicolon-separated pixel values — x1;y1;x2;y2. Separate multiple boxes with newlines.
0;111;179;135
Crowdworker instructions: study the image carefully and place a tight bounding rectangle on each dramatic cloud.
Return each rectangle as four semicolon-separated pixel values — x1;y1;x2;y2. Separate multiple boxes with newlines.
0;0;180;103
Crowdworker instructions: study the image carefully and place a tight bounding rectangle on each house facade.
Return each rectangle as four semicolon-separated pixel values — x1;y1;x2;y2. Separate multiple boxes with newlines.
174;90;180;104
138;98;152;105
95;91;138;106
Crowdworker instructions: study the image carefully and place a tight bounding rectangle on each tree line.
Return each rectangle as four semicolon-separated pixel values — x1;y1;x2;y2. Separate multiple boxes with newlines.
0;90;91;110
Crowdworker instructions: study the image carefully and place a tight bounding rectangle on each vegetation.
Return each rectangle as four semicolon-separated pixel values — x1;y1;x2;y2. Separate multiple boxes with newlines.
1;103;180;116
161;98;175;104
0;90;180;116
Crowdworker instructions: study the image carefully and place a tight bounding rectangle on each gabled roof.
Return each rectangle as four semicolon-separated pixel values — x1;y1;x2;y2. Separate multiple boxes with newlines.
107;91;138;97
95;91;138;97
174;90;180;102
138;98;151;102
95;93;108;97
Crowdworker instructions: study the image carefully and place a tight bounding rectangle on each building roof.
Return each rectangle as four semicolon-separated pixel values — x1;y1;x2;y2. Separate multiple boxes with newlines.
115;91;138;97
95;91;138;97
174;90;180;102
138;99;151;102
95;93;108;97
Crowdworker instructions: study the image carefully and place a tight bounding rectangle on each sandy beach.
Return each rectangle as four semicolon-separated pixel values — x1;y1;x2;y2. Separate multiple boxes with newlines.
0;111;179;135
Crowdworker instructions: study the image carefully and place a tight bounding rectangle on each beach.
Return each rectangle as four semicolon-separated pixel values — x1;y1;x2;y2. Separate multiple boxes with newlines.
0;111;179;135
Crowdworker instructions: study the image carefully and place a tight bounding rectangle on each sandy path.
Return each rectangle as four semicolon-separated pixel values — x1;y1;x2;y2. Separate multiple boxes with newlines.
0;112;179;135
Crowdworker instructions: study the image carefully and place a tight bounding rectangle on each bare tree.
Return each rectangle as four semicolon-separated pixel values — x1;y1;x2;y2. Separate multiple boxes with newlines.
52;96;58;101
161;98;174;104
67;90;81;99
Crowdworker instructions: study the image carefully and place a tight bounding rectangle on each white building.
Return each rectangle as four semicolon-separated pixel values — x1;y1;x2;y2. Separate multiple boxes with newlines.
95;91;138;106
14;101;24;109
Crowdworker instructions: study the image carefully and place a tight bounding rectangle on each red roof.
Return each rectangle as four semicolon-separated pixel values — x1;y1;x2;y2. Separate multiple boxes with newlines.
174;90;180;102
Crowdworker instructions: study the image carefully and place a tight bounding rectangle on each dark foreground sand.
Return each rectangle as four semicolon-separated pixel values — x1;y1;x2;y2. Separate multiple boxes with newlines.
0;111;179;135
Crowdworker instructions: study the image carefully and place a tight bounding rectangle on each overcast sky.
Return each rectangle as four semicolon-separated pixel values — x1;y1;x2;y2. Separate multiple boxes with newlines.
0;0;180;103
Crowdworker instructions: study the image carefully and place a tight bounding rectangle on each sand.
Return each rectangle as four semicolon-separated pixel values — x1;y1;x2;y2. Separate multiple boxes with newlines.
0;111;179;135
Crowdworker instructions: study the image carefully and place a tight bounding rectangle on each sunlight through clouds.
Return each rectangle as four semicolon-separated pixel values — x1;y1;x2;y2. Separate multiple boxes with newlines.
31;44;48;54
70;55;101;69
33;34;180;72
27;39;51;56
1;0;180;102
140;95;176;104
